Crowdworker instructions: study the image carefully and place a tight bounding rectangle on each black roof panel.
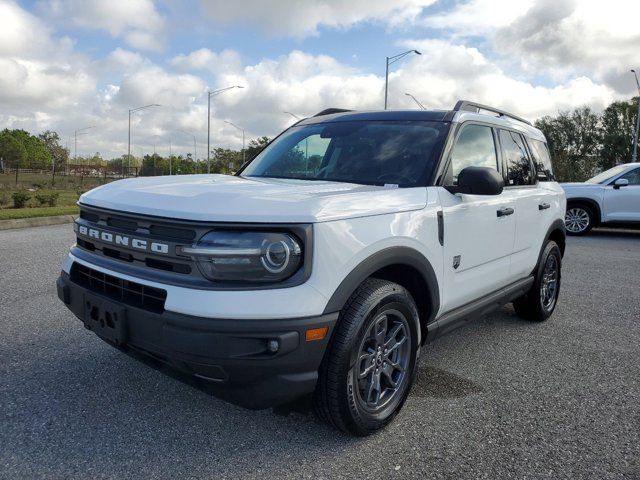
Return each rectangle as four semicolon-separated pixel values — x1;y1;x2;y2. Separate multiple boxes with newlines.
298;109;450;125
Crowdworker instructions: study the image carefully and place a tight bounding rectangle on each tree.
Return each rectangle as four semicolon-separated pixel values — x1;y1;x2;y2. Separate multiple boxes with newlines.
535;107;601;182
38;130;69;172
0;131;27;170
245;136;271;161
600;97;638;169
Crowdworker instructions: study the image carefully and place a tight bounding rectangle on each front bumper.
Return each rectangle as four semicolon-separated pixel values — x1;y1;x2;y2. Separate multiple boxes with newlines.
57;271;338;409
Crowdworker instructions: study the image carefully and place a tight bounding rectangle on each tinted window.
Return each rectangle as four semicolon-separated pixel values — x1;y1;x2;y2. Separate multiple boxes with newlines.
499;129;534;186
619;168;640;185
449;124;497;185
242;121;448;187
528;138;554;181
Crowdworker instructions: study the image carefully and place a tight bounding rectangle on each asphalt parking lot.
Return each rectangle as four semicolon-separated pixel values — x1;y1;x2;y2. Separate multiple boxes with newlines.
1;224;639;479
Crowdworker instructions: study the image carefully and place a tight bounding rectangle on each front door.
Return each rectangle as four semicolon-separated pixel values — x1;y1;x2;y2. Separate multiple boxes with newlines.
603;167;640;223
438;123;516;313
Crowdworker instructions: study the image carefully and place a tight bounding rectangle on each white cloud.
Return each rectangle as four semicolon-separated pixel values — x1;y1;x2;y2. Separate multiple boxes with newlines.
394;39;616;118
41;0;165;51
170;48;243;74
1;0;638;161
424;0;640;96
200;0;436;37
0;0;95;114
422;0;536;35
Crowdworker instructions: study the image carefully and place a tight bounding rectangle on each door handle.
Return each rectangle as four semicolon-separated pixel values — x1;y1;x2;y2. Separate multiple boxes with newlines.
496;207;514;217
538;202;550;210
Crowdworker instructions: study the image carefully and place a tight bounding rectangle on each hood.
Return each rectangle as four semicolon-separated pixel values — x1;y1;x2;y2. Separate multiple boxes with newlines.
561;182;602;190
79;174;427;223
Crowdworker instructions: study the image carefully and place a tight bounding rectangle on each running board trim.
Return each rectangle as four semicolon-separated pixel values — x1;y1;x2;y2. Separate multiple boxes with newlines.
427;276;534;341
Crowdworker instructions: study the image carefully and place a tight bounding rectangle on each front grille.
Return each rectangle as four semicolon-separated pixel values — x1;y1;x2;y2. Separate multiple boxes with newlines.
75;206;196;276
70;263;167;313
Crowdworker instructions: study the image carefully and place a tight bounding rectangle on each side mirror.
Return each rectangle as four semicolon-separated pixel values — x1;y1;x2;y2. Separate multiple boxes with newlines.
446;166;504;195
613;178;629;189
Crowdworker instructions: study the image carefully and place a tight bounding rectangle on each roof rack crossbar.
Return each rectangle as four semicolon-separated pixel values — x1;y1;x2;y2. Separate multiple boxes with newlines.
453;100;532;126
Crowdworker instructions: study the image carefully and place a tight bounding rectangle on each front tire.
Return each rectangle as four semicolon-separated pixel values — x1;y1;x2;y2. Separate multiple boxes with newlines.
513;240;562;322
565;204;593;235
314;278;420;436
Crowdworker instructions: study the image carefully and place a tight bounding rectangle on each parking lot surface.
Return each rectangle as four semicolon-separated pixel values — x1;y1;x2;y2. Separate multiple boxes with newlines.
1;224;639;479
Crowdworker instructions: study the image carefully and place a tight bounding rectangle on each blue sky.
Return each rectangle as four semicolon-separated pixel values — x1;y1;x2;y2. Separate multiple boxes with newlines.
1;0;638;158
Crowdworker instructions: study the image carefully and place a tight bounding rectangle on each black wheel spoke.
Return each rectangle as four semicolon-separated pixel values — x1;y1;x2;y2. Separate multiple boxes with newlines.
374;315;388;346
366;371;381;405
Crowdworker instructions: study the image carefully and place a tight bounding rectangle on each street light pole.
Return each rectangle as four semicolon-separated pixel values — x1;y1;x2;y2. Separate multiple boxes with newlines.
384;50;421;110
224;121;245;163
405;92;426;110
127;104;160;178
74;126;94;174
207;85;244;174
631;69;640;163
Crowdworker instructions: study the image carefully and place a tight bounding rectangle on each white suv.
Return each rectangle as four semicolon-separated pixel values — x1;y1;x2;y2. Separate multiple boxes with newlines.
562;163;640;235
57;101;566;435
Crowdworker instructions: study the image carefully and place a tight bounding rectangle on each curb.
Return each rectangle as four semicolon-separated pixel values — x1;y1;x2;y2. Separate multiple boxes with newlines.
0;214;77;231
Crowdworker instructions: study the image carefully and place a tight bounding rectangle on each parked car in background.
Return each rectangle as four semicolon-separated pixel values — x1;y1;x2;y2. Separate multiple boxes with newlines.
562;163;640;235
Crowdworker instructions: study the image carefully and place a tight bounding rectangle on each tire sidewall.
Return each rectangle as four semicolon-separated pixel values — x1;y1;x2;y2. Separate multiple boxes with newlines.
343;289;420;433
535;241;562;319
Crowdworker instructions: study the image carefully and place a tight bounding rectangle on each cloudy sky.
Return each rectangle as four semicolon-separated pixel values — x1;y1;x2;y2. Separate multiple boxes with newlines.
1;0;639;159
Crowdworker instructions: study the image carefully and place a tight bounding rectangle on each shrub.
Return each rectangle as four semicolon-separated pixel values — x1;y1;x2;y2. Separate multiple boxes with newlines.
12;191;30;209
0;192;9;208
35;192;60;207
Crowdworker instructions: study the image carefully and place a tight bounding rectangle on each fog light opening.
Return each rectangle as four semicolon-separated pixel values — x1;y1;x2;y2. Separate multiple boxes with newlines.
267;339;280;353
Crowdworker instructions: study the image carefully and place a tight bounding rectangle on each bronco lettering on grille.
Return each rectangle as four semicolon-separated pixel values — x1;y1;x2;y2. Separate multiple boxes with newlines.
76;224;169;254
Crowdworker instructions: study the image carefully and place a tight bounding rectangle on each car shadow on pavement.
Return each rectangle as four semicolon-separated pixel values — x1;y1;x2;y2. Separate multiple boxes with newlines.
4;303;539;477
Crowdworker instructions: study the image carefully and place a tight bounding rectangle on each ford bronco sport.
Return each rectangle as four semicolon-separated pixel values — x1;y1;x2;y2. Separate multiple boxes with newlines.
57;100;566;436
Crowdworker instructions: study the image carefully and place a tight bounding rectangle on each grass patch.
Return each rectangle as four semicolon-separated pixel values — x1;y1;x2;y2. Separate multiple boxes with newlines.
0;206;79;221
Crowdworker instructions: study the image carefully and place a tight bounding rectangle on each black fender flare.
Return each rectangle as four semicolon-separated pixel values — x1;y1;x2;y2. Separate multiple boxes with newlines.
531;219;566;278
322;246;440;325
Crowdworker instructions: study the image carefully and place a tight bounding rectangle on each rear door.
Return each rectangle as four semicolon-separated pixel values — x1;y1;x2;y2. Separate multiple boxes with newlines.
438;123;516;313
497;129;548;279
602;167;640;222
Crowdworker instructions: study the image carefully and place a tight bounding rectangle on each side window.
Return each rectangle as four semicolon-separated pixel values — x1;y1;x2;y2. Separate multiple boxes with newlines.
528;138;555;181
499;129;534;186
619;168;640;185
449;124;498;185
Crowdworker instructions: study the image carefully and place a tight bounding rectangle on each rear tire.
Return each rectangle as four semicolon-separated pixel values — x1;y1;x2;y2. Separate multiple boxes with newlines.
565;204;593;236
513;240;562;322
314;278;420;436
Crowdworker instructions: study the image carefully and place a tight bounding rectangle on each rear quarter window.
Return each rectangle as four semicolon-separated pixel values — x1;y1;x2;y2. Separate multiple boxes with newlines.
528;138;555;181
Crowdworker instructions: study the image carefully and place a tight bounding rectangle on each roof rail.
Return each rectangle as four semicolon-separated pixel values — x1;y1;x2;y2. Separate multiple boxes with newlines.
452;100;532;126
313;108;353;117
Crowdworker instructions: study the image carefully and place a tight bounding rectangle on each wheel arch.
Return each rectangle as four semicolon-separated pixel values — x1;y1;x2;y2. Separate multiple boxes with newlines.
566;197;601;225
532;219;566;277
322;247;440;345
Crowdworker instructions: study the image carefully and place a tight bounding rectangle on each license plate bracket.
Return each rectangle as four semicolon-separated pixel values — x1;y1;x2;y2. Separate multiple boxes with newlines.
83;293;128;346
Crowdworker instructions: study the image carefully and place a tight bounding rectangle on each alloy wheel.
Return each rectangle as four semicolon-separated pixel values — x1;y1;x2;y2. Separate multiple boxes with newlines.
540;254;559;311
565;207;590;233
355;309;411;412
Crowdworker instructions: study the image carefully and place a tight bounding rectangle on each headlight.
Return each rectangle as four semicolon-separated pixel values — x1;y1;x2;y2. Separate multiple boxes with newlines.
179;230;303;283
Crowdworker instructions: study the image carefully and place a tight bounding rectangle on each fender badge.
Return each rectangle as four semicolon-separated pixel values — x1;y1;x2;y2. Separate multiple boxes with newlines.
453;255;461;270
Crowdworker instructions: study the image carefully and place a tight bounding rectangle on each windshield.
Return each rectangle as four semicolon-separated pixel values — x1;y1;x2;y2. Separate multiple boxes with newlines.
586;165;629;184
240;120;449;187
